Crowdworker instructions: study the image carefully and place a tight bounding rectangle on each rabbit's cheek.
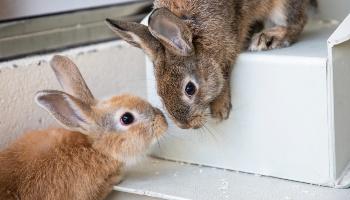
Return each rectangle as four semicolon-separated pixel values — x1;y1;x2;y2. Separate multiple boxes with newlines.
126;124;155;145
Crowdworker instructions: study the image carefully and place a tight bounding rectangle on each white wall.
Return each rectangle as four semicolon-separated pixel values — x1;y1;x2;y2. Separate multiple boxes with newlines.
0;0;348;150
0;41;147;149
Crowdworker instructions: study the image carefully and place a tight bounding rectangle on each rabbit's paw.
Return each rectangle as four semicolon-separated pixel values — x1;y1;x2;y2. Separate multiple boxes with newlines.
210;92;232;121
248;27;290;51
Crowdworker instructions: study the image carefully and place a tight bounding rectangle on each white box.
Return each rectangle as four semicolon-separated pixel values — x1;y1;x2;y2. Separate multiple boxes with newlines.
145;15;350;188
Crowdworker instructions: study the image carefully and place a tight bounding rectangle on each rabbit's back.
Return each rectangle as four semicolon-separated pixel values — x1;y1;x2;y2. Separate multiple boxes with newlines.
0;128;122;200
153;0;306;53
153;0;244;61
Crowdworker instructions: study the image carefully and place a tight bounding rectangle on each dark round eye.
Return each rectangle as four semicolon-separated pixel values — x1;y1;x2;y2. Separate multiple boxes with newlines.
120;112;134;125
185;81;196;96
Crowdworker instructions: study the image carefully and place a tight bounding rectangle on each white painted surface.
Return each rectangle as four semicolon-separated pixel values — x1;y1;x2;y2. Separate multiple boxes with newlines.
114;157;350;200
332;40;350;180
326;14;350;185
0;41;147;149
328;15;350;47
146;21;350;186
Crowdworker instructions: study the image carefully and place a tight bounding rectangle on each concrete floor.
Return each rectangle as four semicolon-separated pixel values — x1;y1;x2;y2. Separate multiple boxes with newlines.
110;158;350;200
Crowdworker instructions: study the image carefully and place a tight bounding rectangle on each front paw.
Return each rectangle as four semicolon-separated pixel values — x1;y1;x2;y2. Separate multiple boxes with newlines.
210;93;232;122
248;27;289;51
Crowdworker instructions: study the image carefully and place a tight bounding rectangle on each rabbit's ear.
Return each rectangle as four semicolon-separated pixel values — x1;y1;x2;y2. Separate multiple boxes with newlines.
35;90;94;132
105;19;163;62
50;55;95;105
148;8;194;57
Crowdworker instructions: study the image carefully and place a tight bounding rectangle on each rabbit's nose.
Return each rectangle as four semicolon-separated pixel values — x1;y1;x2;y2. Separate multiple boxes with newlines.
192;124;202;129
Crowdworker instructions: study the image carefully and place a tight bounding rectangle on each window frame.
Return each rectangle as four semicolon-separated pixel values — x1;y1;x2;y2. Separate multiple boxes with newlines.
0;0;153;61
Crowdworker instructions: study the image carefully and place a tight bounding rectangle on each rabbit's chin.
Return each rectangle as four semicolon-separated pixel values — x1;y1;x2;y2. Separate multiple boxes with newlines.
124;154;148;167
115;140;159;167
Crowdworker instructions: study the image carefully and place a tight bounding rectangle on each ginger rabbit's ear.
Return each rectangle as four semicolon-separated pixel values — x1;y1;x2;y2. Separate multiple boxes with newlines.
148;8;194;57
35;90;94;132
106;18;163;62
50;55;95;105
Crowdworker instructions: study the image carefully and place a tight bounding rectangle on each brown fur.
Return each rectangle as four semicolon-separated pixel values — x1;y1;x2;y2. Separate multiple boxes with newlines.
106;0;314;129
0;56;168;200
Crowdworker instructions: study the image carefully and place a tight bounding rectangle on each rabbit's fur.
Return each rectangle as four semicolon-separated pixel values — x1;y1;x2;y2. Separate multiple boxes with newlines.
0;56;167;200
106;0;315;129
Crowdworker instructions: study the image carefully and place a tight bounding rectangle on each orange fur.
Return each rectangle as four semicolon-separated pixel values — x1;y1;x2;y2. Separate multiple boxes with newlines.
0;129;121;200
0;56;167;200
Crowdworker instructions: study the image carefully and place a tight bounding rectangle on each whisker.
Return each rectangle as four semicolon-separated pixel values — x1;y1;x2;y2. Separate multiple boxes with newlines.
206;121;220;134
203;123;218;142
198;127;204;136
156;137;161;150
166;132;184;140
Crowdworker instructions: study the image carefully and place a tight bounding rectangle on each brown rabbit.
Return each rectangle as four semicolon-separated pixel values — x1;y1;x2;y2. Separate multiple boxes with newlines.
0;55;167;200
106;0;316;129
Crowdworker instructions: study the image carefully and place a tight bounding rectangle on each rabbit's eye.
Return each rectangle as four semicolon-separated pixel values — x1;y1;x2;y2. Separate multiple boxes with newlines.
120;112;134;125
185;81;196;96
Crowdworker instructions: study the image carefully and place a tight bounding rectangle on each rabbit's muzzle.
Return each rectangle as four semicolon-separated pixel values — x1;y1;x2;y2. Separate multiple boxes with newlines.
151;108;168;137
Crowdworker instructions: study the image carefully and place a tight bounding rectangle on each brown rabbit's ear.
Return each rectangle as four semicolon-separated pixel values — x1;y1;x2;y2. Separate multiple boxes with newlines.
148;8;194;57
105;18;163;62
50;55;95;105
35;90;94;132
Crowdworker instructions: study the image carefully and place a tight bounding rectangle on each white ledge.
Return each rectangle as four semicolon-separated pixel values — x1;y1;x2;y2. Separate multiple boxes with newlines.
114;157;350;200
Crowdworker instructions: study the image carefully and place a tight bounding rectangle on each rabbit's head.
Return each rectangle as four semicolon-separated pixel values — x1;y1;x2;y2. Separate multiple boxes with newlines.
35;55;167;163
106;8;225;129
